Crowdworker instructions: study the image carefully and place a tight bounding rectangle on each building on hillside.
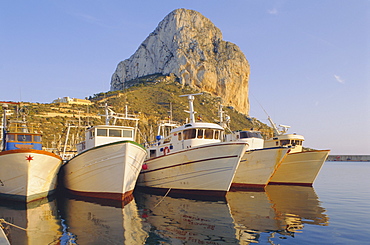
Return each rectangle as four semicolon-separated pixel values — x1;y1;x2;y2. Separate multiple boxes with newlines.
52;97;92;105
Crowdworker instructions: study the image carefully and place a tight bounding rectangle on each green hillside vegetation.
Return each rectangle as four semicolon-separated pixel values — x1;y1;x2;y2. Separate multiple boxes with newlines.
1;75;273;152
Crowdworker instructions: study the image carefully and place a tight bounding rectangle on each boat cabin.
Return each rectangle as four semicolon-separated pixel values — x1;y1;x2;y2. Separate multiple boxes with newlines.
147;122;224;158
76;125;135;154
225;130;264;150
4;132;42;150
264;134;304;153
146;93;227;158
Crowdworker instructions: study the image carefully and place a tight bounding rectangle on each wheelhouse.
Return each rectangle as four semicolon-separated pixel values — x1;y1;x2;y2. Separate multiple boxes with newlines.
225;130;264;150
77;125;135;153
4;132;42;150
264;134;304;153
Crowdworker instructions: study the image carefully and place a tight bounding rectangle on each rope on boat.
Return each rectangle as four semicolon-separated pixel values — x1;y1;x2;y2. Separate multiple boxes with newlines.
153;188;172;208
0;218;26;231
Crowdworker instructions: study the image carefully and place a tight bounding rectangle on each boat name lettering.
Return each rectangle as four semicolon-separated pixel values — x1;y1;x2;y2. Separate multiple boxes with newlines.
0;180;4;186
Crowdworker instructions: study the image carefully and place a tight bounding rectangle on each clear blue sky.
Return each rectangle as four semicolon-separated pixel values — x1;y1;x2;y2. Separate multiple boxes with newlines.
1;1;369;155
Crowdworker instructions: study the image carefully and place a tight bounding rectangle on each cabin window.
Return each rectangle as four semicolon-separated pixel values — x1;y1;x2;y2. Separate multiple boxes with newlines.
17;134;32;142
239;131;263;139
197;129;204;139
33;135;41;142
109;129;122;137
122;130;133;138
280;140;290;146
249;132;262;138
97;129;108;136
6;134;15;141
204;129;214;139
215;130;220;140
150;150;156;158
184;129;196;140
89;129;95;139
239;131;249;139
178;132;182;141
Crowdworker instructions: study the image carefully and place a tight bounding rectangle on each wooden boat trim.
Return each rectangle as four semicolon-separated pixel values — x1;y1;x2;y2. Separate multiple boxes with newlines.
0;149;62;160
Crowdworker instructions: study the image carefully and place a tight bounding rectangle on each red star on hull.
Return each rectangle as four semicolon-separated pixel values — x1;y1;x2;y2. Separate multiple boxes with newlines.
26;155;33;162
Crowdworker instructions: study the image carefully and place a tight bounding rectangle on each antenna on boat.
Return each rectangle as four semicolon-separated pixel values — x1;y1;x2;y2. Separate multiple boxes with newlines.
218;103;232;132
252;94;290;136
179;93;203;124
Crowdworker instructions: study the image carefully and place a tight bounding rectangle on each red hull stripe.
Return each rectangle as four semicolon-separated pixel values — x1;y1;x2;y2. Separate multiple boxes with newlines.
135;186;227;200
65;188;134;203
230;183;266;191
268;182;313;187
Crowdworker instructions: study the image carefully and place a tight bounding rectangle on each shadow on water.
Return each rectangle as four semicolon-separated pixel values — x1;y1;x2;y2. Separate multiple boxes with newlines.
0;185;329;244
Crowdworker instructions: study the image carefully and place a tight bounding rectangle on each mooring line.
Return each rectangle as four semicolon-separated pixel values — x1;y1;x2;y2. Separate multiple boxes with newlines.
0;218;26;231
153;188;172;208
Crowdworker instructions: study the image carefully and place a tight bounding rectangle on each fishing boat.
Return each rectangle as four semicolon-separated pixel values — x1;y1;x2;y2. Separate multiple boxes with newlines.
137;93;248;198
265;117;330;186
0;103;62;202
62;104;147;202
225;130;290;190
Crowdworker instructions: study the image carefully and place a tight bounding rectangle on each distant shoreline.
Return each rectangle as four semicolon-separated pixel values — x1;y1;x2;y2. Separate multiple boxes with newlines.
327;155;370;162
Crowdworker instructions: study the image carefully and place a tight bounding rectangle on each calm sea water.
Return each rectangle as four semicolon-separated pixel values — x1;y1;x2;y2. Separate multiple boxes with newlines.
0;161;369;244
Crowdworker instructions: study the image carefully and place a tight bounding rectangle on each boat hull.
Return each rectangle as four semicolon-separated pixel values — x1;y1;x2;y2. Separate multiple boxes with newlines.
0;149;62;202
63;141;147;201
268;150;330;186
231;147;290;190
137;142;248;197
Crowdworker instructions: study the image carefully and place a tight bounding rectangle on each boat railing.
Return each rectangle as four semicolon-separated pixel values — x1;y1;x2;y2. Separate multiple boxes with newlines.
7;121;39;134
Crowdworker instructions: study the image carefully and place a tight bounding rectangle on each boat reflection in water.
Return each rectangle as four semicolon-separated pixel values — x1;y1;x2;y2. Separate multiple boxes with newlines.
58;195;148;244
265;185;329;227
226;185;329;243
135;191;239;244
0;197;62;245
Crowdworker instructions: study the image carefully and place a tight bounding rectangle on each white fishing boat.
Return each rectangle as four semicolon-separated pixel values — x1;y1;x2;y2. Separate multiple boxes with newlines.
225;130;290;190
62;104;147;202
265;117;330;186
0;103;62;202
137;93;248;198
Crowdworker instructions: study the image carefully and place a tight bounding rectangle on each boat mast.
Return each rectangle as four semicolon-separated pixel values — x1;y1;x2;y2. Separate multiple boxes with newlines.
1;104;8;151
267;116;281;136
180;93;202;124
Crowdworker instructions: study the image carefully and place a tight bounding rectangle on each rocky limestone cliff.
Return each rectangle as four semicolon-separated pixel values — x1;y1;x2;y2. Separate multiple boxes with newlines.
110;8;250;114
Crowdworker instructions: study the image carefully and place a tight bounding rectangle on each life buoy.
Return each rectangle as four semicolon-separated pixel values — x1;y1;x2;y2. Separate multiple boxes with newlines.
163;147;170;155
